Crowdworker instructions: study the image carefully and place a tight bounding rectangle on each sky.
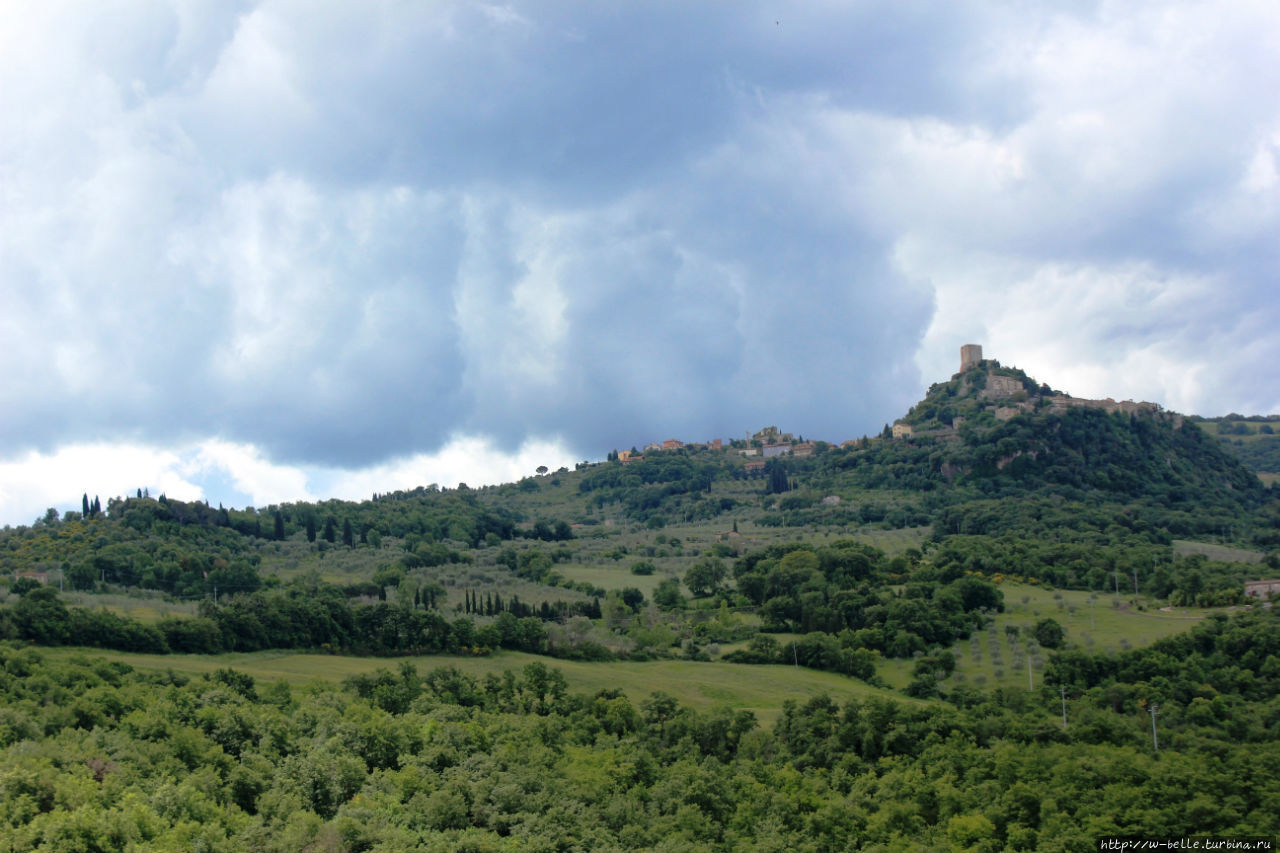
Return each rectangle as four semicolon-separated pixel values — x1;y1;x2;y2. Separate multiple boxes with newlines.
1;1;1278;526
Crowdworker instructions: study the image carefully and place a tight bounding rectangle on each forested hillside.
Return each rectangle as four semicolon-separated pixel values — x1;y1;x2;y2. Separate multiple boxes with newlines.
1;359;1278;850
1;607;1278;850
2;358;1276;672
1194;415;1280;480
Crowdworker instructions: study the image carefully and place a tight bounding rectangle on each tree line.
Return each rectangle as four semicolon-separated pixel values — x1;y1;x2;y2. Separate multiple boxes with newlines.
1;606;1277;851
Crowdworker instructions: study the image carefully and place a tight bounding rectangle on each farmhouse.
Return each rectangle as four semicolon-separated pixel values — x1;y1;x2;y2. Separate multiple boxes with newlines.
1245;580;1280;600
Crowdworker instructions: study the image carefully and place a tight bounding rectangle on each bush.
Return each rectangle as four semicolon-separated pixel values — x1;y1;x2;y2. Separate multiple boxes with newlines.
1033;618;1065;649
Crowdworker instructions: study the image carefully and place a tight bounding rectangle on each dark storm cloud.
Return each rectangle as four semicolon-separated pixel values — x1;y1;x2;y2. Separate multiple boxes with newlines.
1;0;1277;479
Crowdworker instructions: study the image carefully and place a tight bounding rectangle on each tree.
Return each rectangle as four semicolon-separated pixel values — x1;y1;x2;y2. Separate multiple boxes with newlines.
1033;617;1065;649
323;516;336;543
274;511;285;541
536;465;549;476
342;518;354;548
13;586;71;644
620;587;646;612
654;578;685;610
66;561;96;591
766;462;790;495
10;577;42;597
685;558;727;597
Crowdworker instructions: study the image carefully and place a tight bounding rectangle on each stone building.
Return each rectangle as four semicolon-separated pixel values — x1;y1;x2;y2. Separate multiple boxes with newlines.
1245;580;1280;600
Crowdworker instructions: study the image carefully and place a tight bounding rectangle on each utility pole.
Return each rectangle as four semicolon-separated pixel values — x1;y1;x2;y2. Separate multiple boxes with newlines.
1149;704;1159;751
1060;685;1068;730
1113;571;1119;597
792;640;799;668
1133;567;1139;597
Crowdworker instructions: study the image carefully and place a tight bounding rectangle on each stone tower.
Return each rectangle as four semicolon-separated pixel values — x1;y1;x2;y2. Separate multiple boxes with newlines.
960;344;983;372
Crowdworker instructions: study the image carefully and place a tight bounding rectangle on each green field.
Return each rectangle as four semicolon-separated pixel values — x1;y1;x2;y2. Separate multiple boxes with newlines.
878;582;1214;692
556;564;673;596
42;646;914;725
60;592;199;623
1172;539;1265;563
45;579;1216;724
849;525;930;555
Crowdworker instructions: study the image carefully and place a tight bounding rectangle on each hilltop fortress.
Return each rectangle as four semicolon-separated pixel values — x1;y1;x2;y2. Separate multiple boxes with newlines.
961;344;1172;418
892;345;1181;438
622;344;1180;455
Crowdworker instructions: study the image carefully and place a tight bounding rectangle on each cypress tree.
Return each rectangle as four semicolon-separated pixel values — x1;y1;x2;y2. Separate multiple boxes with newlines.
82;494;89;517
342;518;353;548
274;511;285;541
306;516;316;543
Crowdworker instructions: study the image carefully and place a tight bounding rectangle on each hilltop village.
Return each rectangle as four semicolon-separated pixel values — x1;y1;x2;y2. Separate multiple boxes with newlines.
2;348;1279;851
619;344;1176;465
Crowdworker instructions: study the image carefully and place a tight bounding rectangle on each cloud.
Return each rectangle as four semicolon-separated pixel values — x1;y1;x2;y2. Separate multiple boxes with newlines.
0;435;576;527
188;440;315;507
1;0;1277;524
320;434;577;499
0;444;204;527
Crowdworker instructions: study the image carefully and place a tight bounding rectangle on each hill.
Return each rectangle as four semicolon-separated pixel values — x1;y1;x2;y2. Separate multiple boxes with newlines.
1;348;1276;687
1191;414;1280;485
3;348;1280;849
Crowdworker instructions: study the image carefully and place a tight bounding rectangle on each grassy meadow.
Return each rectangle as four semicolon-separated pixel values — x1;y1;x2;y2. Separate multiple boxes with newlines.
41;577;1218;725
878;582;1218;692
41;646;914;725
1172;539;1265;563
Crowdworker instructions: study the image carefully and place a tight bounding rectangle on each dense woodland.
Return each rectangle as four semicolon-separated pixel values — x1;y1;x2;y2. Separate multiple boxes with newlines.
1;607;1278;851
1;359;1279;849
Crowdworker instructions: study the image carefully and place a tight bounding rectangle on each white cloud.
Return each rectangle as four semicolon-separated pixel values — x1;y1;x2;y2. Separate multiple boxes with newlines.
320;434;578;499
0;434;579;528
0;444;204;528
897;241;1221;405
187;439;315;507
